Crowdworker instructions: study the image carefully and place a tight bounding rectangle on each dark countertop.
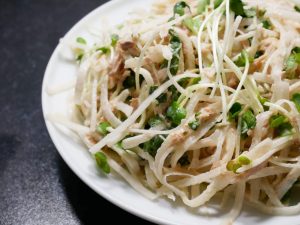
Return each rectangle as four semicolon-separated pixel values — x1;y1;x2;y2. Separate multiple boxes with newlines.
0;1;154;224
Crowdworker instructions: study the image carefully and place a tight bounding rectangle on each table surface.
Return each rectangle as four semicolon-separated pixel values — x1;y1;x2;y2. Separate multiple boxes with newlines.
0;0;154;224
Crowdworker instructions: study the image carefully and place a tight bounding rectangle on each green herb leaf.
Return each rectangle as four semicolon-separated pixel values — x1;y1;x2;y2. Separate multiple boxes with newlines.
111;34;119;47
277;122;294;137
96;46;111;54
76;53;84;61
95;152;110;174
238;155;251;165
76;37;87;45
228;102;242;121
96;122;111;135
262;20;271;29
295;5;300;12
191;77;201;85
230;0;246;17
189;119;200;130
269;114;289;128
169;29;182;75
173;1;190;16
234;50;253;67
167;101;187;126
197;0;210;14
241;110;256;135
143;136;164;157
291;93;300;112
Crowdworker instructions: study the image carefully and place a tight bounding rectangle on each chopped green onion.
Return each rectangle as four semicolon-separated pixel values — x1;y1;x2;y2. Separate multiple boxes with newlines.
191;77;201;85
226;160;242;173
143;136;164;157
291;93;300;112
238;155;251;165
111;34;119;47
76;53;84;61
173;1;190;16
277;122;294;137
234;50;253;67
262;20;271;29
95;152;110;174
169;29;182;75
188;119;200;130
241;110;256;135
76;37;86;45
96;122;111;135
167;101;187;126
228;102;242;121
230;0;246;17
269;115;289;128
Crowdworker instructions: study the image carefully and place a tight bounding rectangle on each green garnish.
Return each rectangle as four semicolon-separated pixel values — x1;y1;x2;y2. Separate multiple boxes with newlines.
143;136;164;157
277;122;294;137
284;47;300;77
96;122;111;136
173;1;190;16
167;101;187;126
241;110;256;135
262;20;271;29
295;6;300;12
169;29;182;75
269;115;289;128
238;155;251;165
76;37;87;45
76;53;84;61
96;46;111;54
197;0;210;14
226;160;242;173
235;50;253;67
228;102;242;121
95;152;110;174
291;93;300;112
188;119;200;130
269;114;294;137
191;77;201;85
111;34;119;47
230;0;246;17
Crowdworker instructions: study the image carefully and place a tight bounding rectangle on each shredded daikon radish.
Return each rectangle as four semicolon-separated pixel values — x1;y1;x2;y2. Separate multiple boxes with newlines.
48;0;300;223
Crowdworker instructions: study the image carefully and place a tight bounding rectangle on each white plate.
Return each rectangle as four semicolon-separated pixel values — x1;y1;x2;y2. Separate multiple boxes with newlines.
42;0;300;224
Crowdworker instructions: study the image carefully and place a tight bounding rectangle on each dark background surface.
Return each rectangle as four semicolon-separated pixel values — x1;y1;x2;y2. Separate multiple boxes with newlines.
0;0;154;224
